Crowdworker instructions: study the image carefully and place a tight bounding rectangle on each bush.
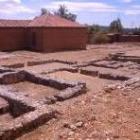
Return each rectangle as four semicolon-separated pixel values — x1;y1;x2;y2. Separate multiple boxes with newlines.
90;32;110;44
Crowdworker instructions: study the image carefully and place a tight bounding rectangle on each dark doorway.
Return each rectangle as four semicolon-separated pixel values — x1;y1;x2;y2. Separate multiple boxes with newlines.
32;32;36;46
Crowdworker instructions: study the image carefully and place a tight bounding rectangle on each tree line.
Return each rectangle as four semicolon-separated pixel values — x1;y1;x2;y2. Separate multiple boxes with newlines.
41;4;140;36
41;5;76;22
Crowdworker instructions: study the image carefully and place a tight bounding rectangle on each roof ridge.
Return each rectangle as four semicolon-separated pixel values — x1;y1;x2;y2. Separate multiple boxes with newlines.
43;14;49;27
0;14;85;28
26;19;33;27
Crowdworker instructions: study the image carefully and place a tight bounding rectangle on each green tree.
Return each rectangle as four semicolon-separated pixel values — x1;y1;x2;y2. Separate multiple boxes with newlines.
109;18;123;33
87;24;100;35
54;5;77;22
66;13;77;22
41;8;50;15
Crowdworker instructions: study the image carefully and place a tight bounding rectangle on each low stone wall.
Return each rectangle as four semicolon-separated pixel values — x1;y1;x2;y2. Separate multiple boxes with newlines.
24;71;80;90
55;84;86;101
0;70;87;99
92;61;123;69
0;87;35;117
0;67;14;74
109;53;140;63
98;71;130;81
74;59;105;68
40;67;78;75
0;71;25;84
0;70;78;89
27;59;77;66
80;67;131;81
0;84;58;140
80;68;99;77
2;63;24;69
0;67;88;139
0;105;56;140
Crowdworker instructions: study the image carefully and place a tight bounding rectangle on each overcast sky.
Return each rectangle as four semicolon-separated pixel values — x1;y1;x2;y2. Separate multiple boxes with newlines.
0;0;140;28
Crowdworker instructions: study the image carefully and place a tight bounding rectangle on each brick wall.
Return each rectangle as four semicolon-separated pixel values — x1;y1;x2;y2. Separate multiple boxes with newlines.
120;35;140;42
27;28;43;51
0;28;27;51
108;34;140;43
0;27;87;52
42;27;87;52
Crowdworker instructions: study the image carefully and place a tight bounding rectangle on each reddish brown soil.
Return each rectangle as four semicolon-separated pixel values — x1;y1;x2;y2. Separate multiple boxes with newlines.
18;88;140;140
1;43;140;66
8;81;59;100
0;113;13;126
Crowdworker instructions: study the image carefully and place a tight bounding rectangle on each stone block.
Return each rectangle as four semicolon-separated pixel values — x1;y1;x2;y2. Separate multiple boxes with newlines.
55;84;86;101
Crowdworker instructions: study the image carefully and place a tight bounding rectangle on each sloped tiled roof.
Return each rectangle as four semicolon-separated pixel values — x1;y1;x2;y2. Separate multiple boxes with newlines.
0;14;85;28
0;19;31;27
27;14;85;27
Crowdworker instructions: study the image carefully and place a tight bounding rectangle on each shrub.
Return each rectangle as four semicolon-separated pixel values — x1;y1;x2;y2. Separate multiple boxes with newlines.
90;32;110;44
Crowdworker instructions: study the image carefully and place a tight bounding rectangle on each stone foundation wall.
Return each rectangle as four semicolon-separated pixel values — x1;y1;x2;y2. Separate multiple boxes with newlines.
0;71;25;84
0;105;56;140
40;67;78;75
27;59;77;66
0;68;87;139
80;67;131;81
109;53;140;63
2;63;24;69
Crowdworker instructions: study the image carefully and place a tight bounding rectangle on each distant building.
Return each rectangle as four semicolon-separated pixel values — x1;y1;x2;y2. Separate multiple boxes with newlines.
107;33;140;43
0;14;87;52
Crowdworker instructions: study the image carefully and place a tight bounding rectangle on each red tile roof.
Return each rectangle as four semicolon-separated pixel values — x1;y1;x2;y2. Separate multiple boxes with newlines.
27;14;85;27
0;19;31;27
0;14;85;28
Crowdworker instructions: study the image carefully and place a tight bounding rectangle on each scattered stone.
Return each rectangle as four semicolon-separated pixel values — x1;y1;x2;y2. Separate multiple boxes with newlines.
113;135;120;138
88;131;103;138
69;124;77;131
134;129;139;133
68;131;74;136
75;121;84;128
67;138;75;140
63;122;70;128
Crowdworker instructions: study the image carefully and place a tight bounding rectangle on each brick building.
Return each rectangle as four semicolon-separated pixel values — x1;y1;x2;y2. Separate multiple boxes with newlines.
0;14;87;52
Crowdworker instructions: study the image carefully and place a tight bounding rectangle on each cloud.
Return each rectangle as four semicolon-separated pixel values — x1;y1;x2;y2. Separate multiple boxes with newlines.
119;0;132;3
124;5;140;15
43;1;140;16
44;1;118;13
0;0;35;15
0;0;21;3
